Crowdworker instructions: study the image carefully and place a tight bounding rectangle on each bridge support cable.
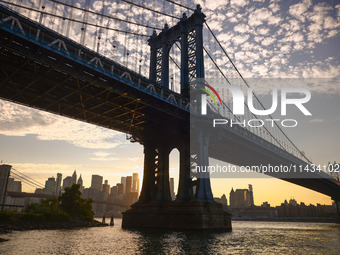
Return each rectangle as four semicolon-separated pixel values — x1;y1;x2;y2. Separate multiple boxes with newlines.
48;0;161;30
159;0;312;163
0;0;150;37
10;168;56;194
204;21;312;163
118;0;179;20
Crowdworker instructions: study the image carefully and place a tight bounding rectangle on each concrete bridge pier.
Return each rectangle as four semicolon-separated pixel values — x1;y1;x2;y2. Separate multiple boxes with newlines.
122;130;231;230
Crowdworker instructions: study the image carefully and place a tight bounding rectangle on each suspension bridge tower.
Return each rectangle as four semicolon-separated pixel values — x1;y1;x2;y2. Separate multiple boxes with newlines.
122;5;231;230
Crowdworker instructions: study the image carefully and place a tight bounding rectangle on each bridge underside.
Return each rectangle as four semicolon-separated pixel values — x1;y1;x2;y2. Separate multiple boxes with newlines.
0;27;188;141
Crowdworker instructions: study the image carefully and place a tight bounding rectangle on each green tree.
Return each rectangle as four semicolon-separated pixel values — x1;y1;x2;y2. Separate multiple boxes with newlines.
60;184;94;221
24;197;60;214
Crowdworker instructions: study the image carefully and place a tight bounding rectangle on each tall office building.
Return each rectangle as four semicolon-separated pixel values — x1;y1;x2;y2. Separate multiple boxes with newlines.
7;178;22;192
170;177;175;200
125;176;132;193
45;177;56;195
229;184;254;209
72;170;77;185
77;174;83;192
91;175;103;191
121;177;126;194
117;183;124;196
55;173;62;196
110;185;117;199
77;174;83;186
102;180;110;197
132;173;139;193
62;176;73;190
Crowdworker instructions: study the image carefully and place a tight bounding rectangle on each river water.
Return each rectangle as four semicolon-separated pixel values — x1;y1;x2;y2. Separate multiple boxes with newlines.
1;219;340;254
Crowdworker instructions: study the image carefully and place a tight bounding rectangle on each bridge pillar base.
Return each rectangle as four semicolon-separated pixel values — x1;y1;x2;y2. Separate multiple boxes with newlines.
122;201;231;230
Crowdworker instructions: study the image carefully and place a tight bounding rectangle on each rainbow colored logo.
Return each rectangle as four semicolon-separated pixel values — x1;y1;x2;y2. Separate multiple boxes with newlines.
200;83;222;106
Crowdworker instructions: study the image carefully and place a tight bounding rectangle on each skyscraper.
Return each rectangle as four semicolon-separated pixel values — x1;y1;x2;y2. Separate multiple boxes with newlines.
102;180;110;198
45;177;56;195
72;170;77;185
91;175;103;191
121;177;126;194
7;178;22;192
77;174;83;186
125;176;132;193
77;174;83;192
229;185;254;209
132;173;139;193
110;185;117;200
55;173;62;196
62;176;73;190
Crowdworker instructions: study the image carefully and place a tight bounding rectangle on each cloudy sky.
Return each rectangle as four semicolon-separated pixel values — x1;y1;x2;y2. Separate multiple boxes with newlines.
0;0;339;206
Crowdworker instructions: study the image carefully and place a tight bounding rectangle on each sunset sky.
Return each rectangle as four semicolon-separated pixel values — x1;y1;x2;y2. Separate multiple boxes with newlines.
0;0;339;206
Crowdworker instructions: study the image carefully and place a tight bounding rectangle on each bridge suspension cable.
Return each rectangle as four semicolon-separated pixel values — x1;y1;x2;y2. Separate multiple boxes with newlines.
204;22;312;163
47;0;162;30
10;168;56;194
118;0;180;20
160;1;312;163
0;0;150;37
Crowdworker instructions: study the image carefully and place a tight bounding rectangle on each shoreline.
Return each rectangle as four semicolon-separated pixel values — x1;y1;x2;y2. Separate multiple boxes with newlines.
231;217;337;223
0;219;108;240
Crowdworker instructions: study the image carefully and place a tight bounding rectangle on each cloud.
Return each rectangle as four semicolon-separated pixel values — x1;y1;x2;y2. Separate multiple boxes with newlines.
289;0;312;22
128;158;140;162
0;100;127;149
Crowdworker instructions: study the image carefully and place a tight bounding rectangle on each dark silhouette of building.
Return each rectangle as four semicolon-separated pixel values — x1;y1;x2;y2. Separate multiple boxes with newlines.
72;170;77;185
55;173;62;196
91;175;103;191
230;184;254;209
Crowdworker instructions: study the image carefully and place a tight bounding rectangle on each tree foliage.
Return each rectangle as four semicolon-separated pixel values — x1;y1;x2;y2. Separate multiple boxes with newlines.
60;184;94;221
24;184;94;222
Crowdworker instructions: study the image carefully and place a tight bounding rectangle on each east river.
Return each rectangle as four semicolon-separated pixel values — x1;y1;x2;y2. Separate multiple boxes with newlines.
1;219;340;254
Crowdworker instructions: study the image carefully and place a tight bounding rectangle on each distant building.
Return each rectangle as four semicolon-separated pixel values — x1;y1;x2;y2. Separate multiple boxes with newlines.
121;177;126;194
72;170;77;185
62;176;73;190
45;177;56;195
116;183;124;201
125;176;132;193
102;180;110;199
109;185;117;200
91;175;103;191
170;178;175;200
276;199;336;217
77;174;83;192
214;194;228;211
132;173;139;193
55;173;62;196
35;188;44;194
230;184;254;209
7;178;22;192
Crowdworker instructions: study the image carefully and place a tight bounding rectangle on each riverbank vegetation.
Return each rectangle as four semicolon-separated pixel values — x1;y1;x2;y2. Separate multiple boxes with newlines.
0;184;105;235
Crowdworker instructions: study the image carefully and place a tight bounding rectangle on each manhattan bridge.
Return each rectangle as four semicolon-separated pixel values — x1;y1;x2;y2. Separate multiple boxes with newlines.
0;0;339;229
